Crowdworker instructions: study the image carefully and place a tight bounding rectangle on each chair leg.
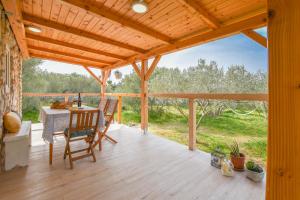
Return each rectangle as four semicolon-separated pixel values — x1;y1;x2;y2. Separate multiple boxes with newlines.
63;144;68;159
104;135;118;144
68;145;73;169
89;143;96;162
98;132;103;151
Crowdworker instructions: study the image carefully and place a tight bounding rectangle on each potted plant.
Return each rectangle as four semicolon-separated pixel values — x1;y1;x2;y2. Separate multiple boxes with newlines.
246;160;265;182
230;140;245;171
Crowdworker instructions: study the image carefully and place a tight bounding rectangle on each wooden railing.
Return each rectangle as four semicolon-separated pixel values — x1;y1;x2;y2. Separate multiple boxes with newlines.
23;92;268;150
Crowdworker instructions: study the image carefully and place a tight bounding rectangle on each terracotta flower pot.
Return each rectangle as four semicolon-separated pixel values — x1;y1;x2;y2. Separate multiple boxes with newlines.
230;153;245;171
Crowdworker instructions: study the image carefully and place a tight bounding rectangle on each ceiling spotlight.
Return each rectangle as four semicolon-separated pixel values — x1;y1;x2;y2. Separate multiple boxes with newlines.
131;0;148;14
26;25;42;33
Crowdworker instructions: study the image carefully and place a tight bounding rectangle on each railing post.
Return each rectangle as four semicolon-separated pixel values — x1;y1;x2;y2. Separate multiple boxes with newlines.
188;98;196;150
117;95;122;124
64;95;68;102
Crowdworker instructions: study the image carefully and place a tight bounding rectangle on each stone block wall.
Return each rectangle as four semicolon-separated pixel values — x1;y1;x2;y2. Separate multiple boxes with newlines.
0;4;23;171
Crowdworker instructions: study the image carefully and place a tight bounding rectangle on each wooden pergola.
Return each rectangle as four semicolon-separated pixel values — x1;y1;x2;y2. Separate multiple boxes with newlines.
2;0;299;199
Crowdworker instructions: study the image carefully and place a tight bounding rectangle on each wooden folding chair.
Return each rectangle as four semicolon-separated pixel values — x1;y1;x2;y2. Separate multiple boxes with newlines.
93;98;118;151
98;97;108;111
63;109;100;169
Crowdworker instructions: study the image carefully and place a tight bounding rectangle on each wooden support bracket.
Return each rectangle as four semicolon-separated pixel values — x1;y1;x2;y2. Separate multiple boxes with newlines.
145;55;162;81
132;62;141;78
83;66;102;85
242;29;267;48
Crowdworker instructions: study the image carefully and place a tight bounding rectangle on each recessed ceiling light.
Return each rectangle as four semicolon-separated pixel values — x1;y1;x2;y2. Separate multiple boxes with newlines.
132;0;148;14
26;25;42;33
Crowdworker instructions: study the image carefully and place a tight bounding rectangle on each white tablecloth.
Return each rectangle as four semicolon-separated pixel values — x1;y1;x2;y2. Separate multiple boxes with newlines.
39;106;105;143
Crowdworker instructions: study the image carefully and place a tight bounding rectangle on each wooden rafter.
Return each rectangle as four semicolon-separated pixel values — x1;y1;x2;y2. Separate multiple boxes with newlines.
22;13;146;53
178;0;220;29
1;0;29;58
83;66;102;85
178;1;267;48
28;45;113;65
61;0;171;44
105;13;267;70
131;62;141;78
242;29;267;48
30;52;105;69
145;55;161;80
26;33;127;60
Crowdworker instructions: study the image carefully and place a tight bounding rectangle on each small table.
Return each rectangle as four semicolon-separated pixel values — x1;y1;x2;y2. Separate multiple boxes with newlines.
39;106;105;164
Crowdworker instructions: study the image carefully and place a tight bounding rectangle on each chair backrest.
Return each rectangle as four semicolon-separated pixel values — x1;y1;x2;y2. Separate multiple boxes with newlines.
103;99;118;127
68;109;100;133
98;97;108;111
105;98;118;116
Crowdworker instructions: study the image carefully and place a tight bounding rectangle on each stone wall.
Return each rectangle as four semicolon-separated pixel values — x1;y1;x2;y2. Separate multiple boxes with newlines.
0;4;23;171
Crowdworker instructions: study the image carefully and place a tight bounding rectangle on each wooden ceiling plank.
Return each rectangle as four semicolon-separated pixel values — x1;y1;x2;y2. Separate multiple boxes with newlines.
83;66;102;85
22;13;146;53
105;12;267;70
1;0;29;58
177;0;220;29
30;52;104;69
61;0;172;43
242;29;267;48
28;45;113;65
26;33;127;60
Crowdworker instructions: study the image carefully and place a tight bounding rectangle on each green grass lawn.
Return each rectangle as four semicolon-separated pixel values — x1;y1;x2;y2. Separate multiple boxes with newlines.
22;106;267;165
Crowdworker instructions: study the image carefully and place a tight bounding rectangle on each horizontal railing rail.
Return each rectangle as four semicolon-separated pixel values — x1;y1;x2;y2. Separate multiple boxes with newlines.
23;92;268;101
23;92;100;97
148;93;268;101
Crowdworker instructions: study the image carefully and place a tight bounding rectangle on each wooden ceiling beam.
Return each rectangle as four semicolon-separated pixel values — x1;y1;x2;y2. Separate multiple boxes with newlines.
61;0;172;44
177;0;220;29
22;13;146;54
1;0;29;58
178;1;267;48
242;29;267;48
26;33;127;60
28;45;113;65
30;52;105;69
104;13;267;70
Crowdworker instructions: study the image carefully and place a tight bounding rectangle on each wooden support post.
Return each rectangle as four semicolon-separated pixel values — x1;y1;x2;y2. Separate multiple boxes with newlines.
117;96;122;124
267;0;300;199
140;59;148;133
188;99;196;150
100;70;110;98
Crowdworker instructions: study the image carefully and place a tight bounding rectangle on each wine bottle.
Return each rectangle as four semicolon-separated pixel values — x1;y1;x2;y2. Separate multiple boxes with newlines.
78;92;82;108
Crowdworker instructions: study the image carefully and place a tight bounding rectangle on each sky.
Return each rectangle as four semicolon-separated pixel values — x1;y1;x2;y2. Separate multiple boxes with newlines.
38;28;267;82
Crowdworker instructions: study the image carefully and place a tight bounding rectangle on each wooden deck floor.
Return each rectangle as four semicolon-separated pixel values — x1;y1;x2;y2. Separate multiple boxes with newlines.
0;125;265;200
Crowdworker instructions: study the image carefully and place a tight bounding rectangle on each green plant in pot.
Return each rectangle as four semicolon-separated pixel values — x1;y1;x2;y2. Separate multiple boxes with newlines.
246;160;265;182
230;140;245;171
